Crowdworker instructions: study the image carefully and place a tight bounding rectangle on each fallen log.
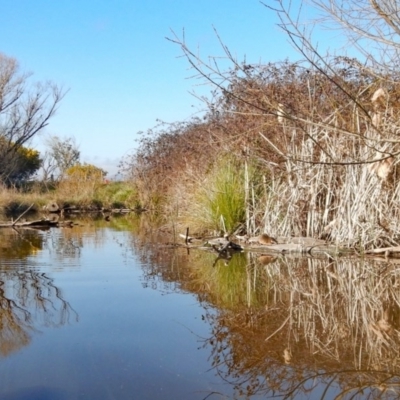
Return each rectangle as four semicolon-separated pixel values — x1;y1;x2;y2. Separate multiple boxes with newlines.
0;219;75;228
247;242;334;254
180;232;343;256
12;203;34;225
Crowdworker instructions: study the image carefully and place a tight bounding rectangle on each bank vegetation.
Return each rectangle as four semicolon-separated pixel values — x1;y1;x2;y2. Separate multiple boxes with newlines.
122;0;400;250
3;1;400;251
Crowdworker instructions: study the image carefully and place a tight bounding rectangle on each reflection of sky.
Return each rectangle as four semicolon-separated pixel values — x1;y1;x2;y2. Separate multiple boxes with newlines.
0;228;229;400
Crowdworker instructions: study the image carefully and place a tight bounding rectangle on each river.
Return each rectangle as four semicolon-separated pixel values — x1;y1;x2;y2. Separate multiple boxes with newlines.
0;214;399;399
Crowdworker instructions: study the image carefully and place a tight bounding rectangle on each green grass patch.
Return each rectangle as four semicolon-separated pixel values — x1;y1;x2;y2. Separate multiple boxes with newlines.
184;156;263;234
94;182;140;208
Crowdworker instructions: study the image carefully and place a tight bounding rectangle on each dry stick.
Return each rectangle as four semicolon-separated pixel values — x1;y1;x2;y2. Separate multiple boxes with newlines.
12;203;34;226
244;159;250;234
185;227;189;245
11;225;41;252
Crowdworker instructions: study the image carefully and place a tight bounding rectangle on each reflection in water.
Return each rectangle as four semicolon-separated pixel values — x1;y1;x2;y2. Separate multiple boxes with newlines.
132;229;400;399
0;229;43;260
0;216;132;361
0;229;78;357
2;215;400;398
43;221;109;264
0;270;78;356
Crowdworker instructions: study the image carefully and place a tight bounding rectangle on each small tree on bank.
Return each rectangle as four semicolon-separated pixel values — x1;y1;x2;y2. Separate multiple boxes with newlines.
0;138;42;186
57;163;107;202
41;135;80;182
65;163;106;182
0;53;64;184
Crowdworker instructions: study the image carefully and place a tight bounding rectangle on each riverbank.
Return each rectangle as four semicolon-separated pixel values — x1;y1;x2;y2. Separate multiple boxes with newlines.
0;181;140;217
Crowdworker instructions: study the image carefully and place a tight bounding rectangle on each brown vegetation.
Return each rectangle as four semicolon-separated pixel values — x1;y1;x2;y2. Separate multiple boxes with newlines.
122;56;400;248
119;0;400;250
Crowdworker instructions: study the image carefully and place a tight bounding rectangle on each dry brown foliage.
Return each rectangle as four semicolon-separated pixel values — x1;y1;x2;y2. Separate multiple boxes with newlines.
123;55;400;247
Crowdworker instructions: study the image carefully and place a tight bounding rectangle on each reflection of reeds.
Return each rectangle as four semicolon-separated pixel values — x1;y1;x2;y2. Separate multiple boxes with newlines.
135;237;400;398
246;255;400;397
239;256;400;397
272;258;398;369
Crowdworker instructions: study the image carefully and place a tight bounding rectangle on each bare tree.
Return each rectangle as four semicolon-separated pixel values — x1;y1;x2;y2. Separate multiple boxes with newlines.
42;135;80;181
167;3;400;165
0;53;65;183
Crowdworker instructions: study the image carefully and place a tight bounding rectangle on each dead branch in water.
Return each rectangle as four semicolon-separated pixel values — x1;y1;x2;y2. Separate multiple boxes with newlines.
0;219;75;229
12;203;34;226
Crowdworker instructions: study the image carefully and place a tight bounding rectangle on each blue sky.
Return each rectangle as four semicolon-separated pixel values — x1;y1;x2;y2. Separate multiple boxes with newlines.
0;1;326;176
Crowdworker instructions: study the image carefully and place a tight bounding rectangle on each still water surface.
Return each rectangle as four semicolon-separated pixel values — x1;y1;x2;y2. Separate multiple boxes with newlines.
0;216;400;399
0;219;225;399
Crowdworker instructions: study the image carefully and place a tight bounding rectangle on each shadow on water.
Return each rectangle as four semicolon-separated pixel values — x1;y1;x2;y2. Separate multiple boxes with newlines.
129;223;400;399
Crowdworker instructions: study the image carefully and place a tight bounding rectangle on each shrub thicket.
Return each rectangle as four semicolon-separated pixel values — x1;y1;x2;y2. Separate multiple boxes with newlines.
123;58;400;247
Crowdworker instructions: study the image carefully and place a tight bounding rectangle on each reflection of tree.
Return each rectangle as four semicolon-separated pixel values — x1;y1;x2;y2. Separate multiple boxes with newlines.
133;234;400;399
0;229;43;260
0;228;79;356
46;229;83;261
43;216;114;263
0;215;130;357
0;281;31;357
0;269;78;357
0;214;133;265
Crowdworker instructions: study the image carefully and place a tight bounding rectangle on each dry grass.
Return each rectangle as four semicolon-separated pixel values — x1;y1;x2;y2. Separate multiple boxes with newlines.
0;180;139;217
249;110;400;248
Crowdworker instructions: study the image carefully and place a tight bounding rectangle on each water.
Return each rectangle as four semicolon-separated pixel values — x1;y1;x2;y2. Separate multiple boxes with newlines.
1;217;400;399
0;221;228;400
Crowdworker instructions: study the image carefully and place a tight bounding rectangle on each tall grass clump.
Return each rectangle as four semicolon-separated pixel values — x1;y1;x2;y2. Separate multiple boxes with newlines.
182;156;263;234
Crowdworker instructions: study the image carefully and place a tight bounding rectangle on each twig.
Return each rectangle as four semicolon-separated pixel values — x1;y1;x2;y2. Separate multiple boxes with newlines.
12;203;34;226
